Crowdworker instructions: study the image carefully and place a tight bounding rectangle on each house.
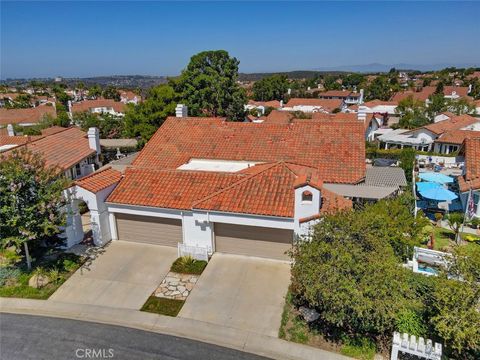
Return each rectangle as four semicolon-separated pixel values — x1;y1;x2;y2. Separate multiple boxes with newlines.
245;100;282;116
457;137;480;219
282;98;344;113
0;105;56;130
69;99;126;117
433;130;479;154
391;86;471;104
0;127;101;180
64;115;366;258
378;114;480;152
317;89;364;105
120;90;142;105
362;99;399;125
474;100;480;116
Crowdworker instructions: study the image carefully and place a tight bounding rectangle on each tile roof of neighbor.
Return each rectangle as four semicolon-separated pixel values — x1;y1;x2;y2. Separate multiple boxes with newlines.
0;105;56;125
364;167;407;187
0;127;95;170
133;117;366;184
71;99;126;113
458;137;480;191
0;135;43;151
363;99;398;107
248;100;281;108
435;130;480;145
107;161;352;218
421;114;479;135
41;126;68;136
263;110;294;124
285;98;343;111
317;90;353;98
391;87;435;102
76;167;123;193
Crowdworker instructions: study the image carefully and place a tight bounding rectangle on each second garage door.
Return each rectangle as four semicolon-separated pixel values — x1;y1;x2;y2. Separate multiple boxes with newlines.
115;213;182;247
214;223;293;260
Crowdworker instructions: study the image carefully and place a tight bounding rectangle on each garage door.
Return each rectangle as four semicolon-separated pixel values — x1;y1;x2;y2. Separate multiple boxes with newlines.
214;223;293;260
115;213;182;247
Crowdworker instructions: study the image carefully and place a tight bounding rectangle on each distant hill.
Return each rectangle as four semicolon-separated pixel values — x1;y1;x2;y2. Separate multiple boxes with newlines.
314;63;480;73
239;70;346;81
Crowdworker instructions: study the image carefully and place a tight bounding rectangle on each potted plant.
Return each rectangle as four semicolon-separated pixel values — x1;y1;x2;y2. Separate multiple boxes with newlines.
434;213;443;226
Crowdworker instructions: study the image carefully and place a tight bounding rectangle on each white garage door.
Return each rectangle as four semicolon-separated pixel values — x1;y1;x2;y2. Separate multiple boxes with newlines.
115;213;182;247
214;223;293;260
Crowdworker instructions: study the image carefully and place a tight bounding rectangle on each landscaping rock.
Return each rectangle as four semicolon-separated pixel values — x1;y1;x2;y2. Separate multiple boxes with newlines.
28;274;51;288
299;306;320;323
153;271;199;300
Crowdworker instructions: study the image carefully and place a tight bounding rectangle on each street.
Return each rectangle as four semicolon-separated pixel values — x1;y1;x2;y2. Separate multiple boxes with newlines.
0;314;270;360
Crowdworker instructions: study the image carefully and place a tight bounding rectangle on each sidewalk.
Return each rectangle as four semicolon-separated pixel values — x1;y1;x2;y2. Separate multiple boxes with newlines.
0;297;351;360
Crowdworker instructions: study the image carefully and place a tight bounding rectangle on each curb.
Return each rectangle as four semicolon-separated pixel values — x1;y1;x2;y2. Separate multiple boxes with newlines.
0;298;351;360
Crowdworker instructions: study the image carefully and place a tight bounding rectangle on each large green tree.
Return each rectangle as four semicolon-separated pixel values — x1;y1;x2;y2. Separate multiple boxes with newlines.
123;84;177;145
252;74;288;101
175;50;247;120
0;149;69;269
365;76;396;101
396;95;430;129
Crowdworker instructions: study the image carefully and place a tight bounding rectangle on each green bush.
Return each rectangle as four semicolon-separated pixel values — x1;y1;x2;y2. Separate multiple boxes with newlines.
395;308;427;337
0;267;21;286
170;256;207;275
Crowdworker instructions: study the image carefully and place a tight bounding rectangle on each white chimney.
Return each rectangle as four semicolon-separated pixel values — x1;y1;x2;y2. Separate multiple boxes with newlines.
468;84;472;94
280;100;284;108
7;124;15;137
87;127;101;154
357;105;368;122
175;104;188;118
287;88;292;95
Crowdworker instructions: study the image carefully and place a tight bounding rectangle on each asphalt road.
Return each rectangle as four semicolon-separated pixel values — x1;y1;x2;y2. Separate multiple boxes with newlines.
0;313;270;360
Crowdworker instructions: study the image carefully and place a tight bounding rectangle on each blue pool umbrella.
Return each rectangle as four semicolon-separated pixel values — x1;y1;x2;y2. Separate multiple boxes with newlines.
418;172;454;184
416;182;442;192
419;187;458;201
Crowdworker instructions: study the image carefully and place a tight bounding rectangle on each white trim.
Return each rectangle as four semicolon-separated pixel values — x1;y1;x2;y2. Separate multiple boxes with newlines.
106;203;183;219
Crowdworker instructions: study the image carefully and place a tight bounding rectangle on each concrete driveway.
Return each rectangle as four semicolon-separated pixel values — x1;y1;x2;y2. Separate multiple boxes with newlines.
50;241;177;310
179;253;290;337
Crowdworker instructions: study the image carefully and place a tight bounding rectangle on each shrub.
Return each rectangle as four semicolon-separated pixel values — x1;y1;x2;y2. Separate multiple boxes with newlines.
434;213;443;223
0;267;21;286
170;256;207;275
395;308;427;337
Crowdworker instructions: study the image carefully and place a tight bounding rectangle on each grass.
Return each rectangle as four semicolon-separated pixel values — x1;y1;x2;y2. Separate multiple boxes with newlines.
0;252;84;300
141;296;185;317
340;338;377;360
170;256;207;275
423;225;479;254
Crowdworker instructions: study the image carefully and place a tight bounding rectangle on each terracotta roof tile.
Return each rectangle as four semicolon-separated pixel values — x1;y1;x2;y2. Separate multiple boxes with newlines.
133;117;365;184
422;114;479;135
458;137;480;191
0;105;56;126
71;99;126;113
76;167;122;193
435;130;479;145
285;98;343;111
263;110;293;124
247;100;281;108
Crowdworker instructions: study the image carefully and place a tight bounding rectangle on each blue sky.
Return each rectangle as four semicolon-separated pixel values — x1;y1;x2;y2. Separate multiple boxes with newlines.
1;1;479;79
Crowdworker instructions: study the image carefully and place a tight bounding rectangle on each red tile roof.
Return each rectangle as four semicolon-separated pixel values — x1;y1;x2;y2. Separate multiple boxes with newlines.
0;135;42;151
71;99;126;113
285;98;343;112
248;100;281;108
363;99;398;107
458;137;480;191
76;167;123;193
422;114;478;135
391;87;435;102
317;90;354;98
41;126;68;136
133;117;366;184
443;86;469;98
107;168;244;209
0;127;95;170
263;110;293;124
435;130;479;145
0;105;56;126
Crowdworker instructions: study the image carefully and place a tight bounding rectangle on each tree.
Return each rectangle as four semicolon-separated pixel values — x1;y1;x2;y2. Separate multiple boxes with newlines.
365;76;394;101
0;148;69;269
102;86;120;101
430;247;480;358
342;73;364;89
175;50;246;120
88;85;102;99
74;112;125;139
124;84;177;145
447;98;476;115
252;74;288;101
396;95;430;129
290;201;423;341
435;81;445;95
323;75;341;91
399;148;416;184
5;93;32;109
427;93;448;119
445;212;465;244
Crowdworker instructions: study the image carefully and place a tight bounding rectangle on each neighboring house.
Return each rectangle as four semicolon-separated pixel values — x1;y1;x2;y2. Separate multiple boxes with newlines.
433;130;479;154
282;98;344;113
317;89;364;105
245;100;282;116
378;114;480;152
391;86;471;104
120;90;142;105
0;126;101;180
457;137;480;219
362;99;399;125
474;100;480;116
69;99;126;117
0;105;56;130
64;115;366;259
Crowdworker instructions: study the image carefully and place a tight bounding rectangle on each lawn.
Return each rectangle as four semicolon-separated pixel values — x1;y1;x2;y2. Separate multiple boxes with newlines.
279;292;376;360
425;226;480;254
0;252;84;300
170;256;207;275
141;296;185;317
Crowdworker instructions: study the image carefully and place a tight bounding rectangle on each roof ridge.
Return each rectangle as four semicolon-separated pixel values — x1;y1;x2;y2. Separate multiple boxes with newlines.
125;166;248;177
191;161;286;208
76;166;114;183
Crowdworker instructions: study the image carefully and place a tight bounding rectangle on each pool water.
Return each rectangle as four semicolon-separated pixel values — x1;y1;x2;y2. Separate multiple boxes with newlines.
418;264;439;275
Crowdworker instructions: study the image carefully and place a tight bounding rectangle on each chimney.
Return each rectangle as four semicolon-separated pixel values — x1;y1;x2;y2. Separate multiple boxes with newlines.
7;124;15;137
87;127;101;154
359;89;364;104
287;88;292;95
175;104;188;118
357;106;368;122
280;100;284;108
468;84;472;94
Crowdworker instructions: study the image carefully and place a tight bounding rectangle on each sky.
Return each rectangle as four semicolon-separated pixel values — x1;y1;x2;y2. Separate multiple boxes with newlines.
1;1;480;79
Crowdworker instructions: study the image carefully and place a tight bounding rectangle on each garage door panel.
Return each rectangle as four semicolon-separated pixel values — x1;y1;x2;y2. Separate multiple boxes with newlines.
116;213;182;247
215;223;293;260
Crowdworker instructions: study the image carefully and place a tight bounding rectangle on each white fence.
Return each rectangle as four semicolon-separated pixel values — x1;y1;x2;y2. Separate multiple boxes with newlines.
177;243;209;262
391;332;442;360
416;154;463;167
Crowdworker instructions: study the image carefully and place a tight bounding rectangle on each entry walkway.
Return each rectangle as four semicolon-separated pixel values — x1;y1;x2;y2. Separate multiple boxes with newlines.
50;241;177;309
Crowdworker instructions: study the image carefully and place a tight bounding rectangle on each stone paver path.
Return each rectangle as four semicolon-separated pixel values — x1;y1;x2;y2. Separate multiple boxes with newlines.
153;272;198;301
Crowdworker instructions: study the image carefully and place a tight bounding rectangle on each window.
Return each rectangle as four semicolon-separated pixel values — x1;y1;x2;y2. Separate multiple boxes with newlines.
75;163;81;177
302;190;313;203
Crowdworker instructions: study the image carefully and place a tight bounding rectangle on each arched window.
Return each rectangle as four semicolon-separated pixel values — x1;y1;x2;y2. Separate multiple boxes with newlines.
302;190;313;203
